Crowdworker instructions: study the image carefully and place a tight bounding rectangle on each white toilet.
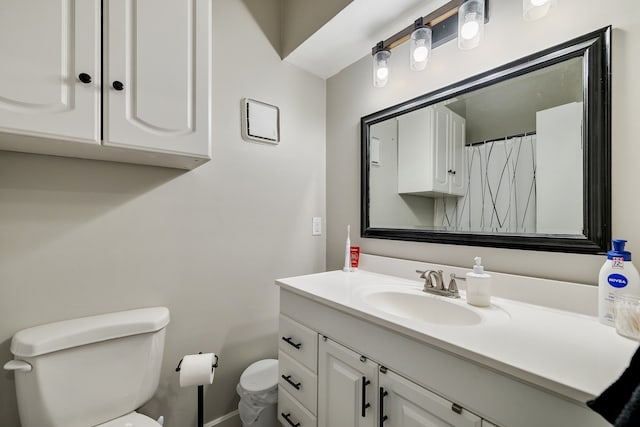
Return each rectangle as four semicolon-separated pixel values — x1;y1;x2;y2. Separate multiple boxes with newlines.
237;359;279;427
3;307;170;427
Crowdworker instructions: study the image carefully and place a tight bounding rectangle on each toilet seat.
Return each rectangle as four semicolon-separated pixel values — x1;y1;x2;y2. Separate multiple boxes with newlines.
96;412;161;427
239;358;278;392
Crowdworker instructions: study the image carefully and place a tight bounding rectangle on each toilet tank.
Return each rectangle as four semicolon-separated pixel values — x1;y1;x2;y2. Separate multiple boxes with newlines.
8;307;170;427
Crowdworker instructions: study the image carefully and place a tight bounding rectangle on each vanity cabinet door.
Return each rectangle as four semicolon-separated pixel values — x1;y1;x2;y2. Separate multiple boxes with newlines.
0;0;101;142
318;338;378;427
105;0;211;158
379;369;482;427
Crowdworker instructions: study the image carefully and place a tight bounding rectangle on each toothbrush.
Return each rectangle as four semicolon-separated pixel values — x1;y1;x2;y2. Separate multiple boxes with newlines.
343;225;351;272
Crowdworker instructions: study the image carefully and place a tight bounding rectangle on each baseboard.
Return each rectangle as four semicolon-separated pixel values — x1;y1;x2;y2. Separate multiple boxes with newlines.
204;409;240;427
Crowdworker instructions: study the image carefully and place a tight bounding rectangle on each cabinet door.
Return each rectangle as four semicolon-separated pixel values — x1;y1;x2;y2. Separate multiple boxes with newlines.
432;105;450;194
105;0;211;158
448;110;467;196
379;369;482;427
318;338;378;427
0;0;100;142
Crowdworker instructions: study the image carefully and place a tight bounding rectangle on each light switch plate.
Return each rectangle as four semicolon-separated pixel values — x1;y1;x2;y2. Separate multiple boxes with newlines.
312;217;322;236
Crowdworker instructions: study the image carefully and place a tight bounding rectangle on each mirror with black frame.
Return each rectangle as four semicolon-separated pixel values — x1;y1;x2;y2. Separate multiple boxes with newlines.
361;27;611;254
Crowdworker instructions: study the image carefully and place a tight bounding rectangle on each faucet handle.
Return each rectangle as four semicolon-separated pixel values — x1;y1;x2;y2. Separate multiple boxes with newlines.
416;270;432;288
448;273;460;295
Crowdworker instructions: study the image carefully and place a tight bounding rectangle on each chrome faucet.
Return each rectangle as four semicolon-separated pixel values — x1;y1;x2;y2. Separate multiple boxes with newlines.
416;270;460;298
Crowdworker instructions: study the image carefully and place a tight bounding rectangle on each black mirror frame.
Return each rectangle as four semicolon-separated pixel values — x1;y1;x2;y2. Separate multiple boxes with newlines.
361;27;611;254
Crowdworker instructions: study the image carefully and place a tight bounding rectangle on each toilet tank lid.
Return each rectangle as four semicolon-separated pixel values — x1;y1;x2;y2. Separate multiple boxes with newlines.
10;307;170;358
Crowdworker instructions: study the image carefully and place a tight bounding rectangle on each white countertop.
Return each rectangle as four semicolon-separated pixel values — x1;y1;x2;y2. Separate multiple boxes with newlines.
276;269;639;402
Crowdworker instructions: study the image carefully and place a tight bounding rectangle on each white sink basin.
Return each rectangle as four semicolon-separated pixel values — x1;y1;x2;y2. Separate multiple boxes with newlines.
362;289;483;326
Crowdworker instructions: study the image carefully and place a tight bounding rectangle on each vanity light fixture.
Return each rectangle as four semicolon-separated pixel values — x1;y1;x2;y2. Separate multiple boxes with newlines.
458;0;485;50
370;0;489;87
522;0;556;21
372;42;391;87
409;18;432;71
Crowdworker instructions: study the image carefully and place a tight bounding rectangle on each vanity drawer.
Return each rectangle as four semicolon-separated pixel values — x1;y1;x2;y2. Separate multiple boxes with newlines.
278;388;317;427
279;350;317;414
279;314;317;372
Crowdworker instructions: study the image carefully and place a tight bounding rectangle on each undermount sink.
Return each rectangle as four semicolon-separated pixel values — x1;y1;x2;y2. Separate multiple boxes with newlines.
362;289;483;326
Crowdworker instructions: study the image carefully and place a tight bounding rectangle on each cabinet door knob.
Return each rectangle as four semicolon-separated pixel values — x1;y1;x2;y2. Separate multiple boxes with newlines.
112;81;125;91
447;169;453;174
78;73;92;84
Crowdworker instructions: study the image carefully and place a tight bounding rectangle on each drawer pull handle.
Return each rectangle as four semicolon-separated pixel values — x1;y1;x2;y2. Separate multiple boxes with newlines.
281;412;301;427
379;387;388;425
78;73;92;84
361;376;371;417
282;374;301;390
282;336;302;349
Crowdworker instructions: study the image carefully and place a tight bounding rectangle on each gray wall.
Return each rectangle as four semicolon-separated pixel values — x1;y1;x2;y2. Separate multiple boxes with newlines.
0;1;326;426
327;0;639;285
369;119;433;228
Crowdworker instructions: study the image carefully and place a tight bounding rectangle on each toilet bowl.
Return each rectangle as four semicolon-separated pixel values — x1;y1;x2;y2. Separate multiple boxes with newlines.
237;359;279;427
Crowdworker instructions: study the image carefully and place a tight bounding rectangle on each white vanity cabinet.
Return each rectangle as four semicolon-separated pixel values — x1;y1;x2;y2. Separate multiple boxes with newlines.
0;0;212;169
278;284;610;427
397;104;466;196
318;337;482;427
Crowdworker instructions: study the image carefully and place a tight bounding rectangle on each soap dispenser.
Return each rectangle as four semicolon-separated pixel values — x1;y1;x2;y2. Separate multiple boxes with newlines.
466;257;492;307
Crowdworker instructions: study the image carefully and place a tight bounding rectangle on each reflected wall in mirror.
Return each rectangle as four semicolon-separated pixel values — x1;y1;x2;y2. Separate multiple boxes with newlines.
361;27;611;254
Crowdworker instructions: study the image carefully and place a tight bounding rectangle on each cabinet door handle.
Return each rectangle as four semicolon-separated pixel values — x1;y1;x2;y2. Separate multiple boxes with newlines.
451;170;456;175
281;412;301;427
78;73;92;84
112;81;124;91
281;374;301;390
281;336;302;350
361;376;371;417
447;169;453;174
379;387;388;425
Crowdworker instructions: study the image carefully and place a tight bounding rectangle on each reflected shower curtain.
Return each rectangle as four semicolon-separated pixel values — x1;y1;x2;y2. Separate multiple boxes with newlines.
435;135;537;233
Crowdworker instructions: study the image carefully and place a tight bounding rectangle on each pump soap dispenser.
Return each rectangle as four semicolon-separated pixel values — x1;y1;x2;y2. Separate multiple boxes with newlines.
466;257;492;307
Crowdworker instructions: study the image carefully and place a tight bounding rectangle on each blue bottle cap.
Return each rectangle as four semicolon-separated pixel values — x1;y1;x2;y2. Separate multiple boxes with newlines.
608;239;632;261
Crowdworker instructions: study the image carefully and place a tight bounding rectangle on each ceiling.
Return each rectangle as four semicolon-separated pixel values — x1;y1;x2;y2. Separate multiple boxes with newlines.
283;0;450;79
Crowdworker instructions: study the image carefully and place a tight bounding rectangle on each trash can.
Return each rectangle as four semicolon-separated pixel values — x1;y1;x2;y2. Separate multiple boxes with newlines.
236;359;278;427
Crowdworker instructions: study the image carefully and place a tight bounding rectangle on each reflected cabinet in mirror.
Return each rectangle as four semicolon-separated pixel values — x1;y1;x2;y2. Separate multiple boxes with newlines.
361;27;611;254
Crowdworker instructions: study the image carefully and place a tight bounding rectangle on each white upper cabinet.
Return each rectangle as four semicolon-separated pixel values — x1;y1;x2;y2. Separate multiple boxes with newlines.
104;0;211;157
0;0;101;143
0;0;212;169
397;104;466;196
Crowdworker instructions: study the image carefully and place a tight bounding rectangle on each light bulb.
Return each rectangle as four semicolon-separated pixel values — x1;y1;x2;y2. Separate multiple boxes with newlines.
531;0;549;6
460;20;479;40
410;26;431;72
413;45;429;62
458;0;484;50
376;66;389;80
372;48;391;87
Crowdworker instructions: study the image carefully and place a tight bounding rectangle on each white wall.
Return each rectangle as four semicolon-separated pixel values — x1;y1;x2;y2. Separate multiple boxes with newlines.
327;0;638;285
0;1;326;425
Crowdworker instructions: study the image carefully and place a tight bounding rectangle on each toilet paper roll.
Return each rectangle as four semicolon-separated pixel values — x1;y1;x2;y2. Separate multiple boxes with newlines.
179;353;216;388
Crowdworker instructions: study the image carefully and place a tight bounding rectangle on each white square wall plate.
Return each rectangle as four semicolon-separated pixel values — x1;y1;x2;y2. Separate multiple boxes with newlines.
242;98;280;144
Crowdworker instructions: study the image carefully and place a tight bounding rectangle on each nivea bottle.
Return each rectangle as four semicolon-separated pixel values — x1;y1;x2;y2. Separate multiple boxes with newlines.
598;239;640;326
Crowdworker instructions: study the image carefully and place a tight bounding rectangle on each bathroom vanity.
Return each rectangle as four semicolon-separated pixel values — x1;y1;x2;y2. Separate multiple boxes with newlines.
275;256;635;427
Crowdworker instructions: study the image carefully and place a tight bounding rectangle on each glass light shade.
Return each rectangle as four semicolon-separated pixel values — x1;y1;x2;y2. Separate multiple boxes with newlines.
523;0;556;21
410;26;432;71
458;0;484;50
373;49;391;88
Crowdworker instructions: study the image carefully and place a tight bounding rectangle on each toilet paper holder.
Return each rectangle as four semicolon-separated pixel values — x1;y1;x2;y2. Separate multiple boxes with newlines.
175;353;219;373
175;352;219;427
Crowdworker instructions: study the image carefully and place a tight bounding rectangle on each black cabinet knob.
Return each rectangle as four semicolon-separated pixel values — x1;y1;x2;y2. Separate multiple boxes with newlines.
78;73;92;84
112;81;124;91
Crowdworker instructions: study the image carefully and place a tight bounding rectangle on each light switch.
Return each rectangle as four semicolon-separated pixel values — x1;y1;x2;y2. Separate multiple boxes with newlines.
312;217;322;236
